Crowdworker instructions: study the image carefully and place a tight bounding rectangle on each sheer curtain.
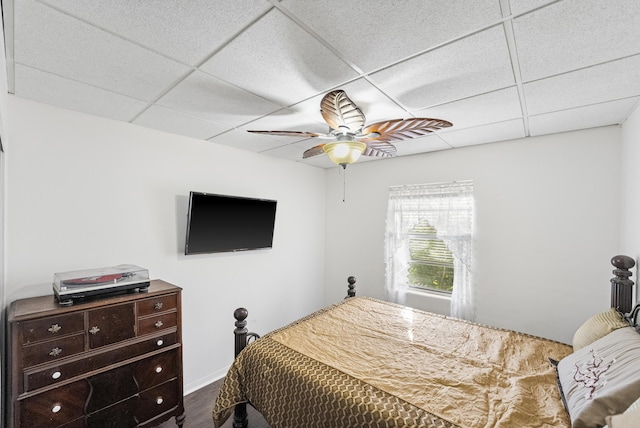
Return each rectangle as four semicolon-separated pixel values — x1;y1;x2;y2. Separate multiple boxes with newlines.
384;181;475;321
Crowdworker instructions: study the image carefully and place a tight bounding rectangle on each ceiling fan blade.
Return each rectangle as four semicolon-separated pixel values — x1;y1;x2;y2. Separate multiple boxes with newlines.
302;143;326;159
361;118;453;142
362;141;397;158
320;90;366;132
247;130;327;138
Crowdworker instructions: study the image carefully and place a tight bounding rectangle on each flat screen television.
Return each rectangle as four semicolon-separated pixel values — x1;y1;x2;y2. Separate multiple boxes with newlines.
185;192;277;255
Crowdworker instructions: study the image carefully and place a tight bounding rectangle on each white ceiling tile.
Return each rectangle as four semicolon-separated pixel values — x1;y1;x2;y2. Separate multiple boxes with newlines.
508;0;558;16
199;9;358;107
39;0;273;66
157;71;282;127
413;87;522;131
370;26;515;110
529;98;639;137
513;0;640;82
261;143;307;162
393;134;453;156
208;128;286;153
14;64;148;122
281;0;503;73
15;0;191;101
133;105;231;140
524;55;640;116
439;119;526;148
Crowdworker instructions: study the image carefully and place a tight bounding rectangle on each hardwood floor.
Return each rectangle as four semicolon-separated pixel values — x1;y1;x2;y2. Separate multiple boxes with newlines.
155;377;271;427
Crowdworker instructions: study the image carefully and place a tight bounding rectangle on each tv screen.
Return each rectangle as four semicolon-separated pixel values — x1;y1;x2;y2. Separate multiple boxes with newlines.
185;192;277;255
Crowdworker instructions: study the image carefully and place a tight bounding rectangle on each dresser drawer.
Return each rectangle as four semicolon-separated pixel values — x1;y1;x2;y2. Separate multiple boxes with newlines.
23;333;85;368
138;311;177;336
86;363;138;414
21;313;85;345
135;349;178;390
25;331;178;392
20;379;90;427
137;294;177;316
87;395;138;428
88;303;135;349
136;379;179;424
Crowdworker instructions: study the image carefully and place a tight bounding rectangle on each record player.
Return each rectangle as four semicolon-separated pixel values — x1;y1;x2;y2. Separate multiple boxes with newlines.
53;264;150;306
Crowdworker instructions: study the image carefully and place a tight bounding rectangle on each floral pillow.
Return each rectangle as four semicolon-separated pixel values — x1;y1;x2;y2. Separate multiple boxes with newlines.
557;327;640;428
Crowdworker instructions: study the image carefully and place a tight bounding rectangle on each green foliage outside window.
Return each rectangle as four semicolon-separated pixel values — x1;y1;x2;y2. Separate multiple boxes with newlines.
407;220;454;293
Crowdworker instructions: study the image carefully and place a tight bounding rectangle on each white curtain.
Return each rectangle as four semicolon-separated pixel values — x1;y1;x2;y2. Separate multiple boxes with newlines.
384;181;475;321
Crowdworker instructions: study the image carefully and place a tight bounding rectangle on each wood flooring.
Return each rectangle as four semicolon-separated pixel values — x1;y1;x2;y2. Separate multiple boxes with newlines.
155;377;271;427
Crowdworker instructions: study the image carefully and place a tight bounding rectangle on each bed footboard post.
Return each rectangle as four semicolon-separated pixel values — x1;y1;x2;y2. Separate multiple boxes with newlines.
346;276;356;298
610;255;635;313
234;308;249;357
233;308;249;428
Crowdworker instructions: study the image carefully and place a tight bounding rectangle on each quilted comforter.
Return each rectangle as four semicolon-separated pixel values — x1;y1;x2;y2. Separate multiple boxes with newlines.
213;297;572;428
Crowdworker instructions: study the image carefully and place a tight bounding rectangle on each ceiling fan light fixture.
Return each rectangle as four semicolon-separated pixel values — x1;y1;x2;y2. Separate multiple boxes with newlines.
323;141;366;167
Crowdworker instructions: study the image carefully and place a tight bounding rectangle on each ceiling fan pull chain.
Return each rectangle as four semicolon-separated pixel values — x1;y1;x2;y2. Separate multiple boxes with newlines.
342;165;347;202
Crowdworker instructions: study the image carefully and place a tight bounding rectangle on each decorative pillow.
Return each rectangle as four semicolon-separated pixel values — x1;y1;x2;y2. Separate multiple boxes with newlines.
605;397;640;428
572;308;629;350
557;327;640;428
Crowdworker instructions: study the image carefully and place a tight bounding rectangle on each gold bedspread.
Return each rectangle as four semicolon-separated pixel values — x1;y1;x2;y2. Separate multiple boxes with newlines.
213;297;573;428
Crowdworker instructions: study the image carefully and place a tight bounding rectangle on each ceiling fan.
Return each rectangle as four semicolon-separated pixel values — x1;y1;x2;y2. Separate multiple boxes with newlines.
248;89;453;167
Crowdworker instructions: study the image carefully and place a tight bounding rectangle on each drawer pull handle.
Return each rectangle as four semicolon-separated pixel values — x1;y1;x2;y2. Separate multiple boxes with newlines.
155;366;163;373
156;397;164;405
89;326;100;335
49;347;63;357
52;404;62;413
52;371;62;380
154;321;164;328
157;339;164;346
154;302;163;310
48;324;62;333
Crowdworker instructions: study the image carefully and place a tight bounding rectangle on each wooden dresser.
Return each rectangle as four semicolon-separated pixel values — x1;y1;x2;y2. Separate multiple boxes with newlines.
7;280;184;428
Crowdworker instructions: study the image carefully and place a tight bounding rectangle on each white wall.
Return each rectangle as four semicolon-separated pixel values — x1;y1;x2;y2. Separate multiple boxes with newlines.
0;11;9;428
3;96;327;392
324;127;621;344
620;104;640;303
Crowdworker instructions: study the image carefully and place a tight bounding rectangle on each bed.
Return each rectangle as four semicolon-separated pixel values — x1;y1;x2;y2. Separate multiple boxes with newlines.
213;259;640;428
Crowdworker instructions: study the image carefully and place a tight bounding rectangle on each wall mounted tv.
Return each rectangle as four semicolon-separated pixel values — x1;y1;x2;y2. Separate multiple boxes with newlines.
185;191;277;255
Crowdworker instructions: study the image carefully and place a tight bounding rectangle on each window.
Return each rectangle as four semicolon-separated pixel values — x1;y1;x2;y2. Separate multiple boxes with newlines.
384;181;474;320
407;220;454;293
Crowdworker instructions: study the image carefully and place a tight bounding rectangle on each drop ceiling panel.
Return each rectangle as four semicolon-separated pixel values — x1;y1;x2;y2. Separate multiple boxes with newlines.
157;71;282;126
524;55;640;116
529;98;640;136
281;0;504;73
261;143;307;162
439;119;526;148
369;26;515;110
14;64;148;122
133;105;231;141
513;0;640;82
508;0;558;16
199;9;359;106
393;134;452;156
38;0;273;66
415;87;522;131
208;128;285;153
15;0;191;101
